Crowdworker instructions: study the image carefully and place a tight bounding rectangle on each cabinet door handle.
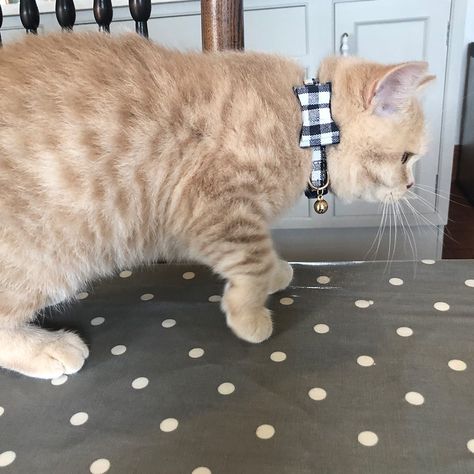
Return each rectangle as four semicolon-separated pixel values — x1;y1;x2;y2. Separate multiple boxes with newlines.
340;33;349;56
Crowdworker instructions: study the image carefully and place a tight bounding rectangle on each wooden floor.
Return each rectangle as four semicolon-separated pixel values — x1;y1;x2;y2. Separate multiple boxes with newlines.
442;157;474;258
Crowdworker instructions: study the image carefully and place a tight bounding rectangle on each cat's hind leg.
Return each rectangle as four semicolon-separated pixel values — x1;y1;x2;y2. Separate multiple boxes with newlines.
0;290;89;379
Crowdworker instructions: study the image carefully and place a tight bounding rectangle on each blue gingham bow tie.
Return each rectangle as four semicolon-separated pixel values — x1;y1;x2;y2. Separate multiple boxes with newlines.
293;81;340;198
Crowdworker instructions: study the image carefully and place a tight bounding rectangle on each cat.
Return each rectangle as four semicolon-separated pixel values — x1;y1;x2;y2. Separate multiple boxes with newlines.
0;32;434;379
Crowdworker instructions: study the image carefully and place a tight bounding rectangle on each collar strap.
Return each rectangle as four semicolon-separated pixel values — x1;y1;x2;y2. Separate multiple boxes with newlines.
293;80;340;204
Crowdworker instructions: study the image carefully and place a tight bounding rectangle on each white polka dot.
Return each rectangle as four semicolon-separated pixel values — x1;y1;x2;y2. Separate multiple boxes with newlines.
448;359;467;371
51;374;68;385
192;468;212;474
208;295;221;302
421;259;435;264
308;387;327;401
89;458;110;474
467;439;474;454
0;407;4;416
396;327;413;337
162;319;176;328
90;317;105;326
140;293;154;301
357;355;375;367
355;299;374;308
389;277;404;286
70;412;89;426
317;276;330;284
132;377;149;389
77;292;89;300
119;270;132;278
0;451;16;467
313;324;330;334
279;297;294;305
434;301;450;311
111;345;127;356
270;351;287;362
256;424;275;439
182;271;195;280
160;418;178;432
217;382;235;395
188;348;204;358
465;279;474;288
405;392;425;406
358;431;378;447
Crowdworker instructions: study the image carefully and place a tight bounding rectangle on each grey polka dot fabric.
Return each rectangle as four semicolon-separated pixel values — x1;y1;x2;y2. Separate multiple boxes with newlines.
1;261;474;473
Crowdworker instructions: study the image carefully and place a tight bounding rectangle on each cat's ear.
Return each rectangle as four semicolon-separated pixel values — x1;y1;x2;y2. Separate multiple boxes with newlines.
365;62;430;116
416;74;436;92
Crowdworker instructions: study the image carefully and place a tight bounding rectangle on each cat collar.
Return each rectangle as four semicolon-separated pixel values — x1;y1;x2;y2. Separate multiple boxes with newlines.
293;80;340;214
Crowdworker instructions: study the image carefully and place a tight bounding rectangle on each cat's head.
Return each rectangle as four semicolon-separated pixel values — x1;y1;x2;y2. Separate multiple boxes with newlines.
318;57;435;203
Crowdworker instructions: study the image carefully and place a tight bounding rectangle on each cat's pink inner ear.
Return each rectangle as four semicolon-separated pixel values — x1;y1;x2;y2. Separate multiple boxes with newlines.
366;62;429;116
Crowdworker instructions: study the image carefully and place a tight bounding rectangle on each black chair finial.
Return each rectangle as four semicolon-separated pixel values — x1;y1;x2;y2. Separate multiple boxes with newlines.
56;0;76;30
93;0;113;33
20;0;40;35
129;0;151;38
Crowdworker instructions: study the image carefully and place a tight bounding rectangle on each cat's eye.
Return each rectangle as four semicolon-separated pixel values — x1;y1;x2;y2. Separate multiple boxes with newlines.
401;152;413;164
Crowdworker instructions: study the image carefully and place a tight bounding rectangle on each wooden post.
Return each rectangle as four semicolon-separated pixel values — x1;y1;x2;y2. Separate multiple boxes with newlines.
56;0;76;30
20;0;40;34
201;0;244;52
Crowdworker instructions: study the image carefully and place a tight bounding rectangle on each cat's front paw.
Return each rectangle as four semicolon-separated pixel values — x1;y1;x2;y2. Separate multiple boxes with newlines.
36;331;90;379
226;307;273;343
0;327;89;379
269;260;293;294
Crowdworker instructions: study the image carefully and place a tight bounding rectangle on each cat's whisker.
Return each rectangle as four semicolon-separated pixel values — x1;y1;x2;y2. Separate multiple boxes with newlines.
397;200;418;267
403;198;438;230
384;196;395;273
390;198;398;265
407;190;457;225
375;200;390;261
415;183;468;203
394;200;413;270
413;185;471;209
365;200;387;260
402;197;459;245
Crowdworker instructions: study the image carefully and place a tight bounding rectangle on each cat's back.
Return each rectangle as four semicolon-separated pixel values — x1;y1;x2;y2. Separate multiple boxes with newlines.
0;32;303;105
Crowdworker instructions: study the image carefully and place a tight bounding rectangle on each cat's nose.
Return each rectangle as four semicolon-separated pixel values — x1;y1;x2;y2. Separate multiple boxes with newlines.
406;182;414;189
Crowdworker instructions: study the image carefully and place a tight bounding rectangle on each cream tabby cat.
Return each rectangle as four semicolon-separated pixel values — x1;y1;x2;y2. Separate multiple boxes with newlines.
0;33;434;379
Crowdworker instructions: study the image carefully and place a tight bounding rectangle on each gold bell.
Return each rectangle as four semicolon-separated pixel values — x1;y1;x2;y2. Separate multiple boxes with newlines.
314;197;328;214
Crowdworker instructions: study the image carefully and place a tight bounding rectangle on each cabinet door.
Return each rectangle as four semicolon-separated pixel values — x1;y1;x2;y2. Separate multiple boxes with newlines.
334;0;451;217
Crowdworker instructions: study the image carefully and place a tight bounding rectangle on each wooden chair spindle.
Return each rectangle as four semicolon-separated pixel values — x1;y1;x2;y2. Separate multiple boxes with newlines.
93;0;113;33
20;0;40;35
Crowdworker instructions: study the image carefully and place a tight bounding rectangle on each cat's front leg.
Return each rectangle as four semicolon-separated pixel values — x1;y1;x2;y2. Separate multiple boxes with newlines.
220;274;273;343
268;259;293;295
0;291;89;379
220;258;292;342
202;229;284;343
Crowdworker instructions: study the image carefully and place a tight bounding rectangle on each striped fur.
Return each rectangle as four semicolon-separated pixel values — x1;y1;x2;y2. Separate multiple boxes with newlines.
0;33;432;378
